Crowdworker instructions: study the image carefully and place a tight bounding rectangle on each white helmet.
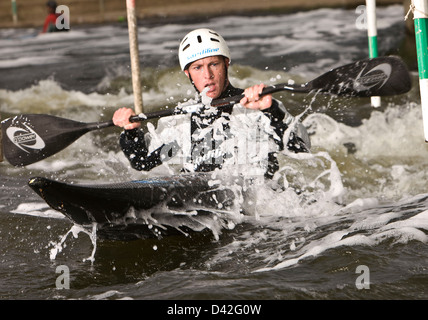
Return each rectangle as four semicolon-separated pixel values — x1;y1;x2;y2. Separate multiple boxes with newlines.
178;28;231;71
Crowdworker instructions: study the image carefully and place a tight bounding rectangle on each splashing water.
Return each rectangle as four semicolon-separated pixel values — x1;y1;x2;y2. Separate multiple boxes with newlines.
49;224;98;263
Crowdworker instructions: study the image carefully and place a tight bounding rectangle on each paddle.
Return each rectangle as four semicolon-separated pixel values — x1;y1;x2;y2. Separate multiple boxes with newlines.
1;56;411;167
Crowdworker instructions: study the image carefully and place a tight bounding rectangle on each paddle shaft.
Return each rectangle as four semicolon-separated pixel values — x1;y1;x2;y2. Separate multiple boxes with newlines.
83;83;306;131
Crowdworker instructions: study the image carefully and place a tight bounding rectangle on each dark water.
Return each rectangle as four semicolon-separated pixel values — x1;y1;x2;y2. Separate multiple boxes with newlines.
1;5;428;302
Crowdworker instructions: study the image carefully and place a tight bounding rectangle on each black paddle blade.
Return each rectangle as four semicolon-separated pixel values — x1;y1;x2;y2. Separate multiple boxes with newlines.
1;114;98;167
308;56;412;97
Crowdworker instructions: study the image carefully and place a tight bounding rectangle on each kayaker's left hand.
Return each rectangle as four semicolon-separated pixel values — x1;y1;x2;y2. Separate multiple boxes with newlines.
240;84;272;110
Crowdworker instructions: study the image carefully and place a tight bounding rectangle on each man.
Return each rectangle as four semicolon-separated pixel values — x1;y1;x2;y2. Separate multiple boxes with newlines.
113;28;310;178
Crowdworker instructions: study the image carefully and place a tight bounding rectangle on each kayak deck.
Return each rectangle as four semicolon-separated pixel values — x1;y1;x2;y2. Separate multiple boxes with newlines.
28;173;240;240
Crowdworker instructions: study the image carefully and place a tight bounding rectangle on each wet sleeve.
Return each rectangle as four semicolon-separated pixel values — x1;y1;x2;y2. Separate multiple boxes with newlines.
119;128;165;171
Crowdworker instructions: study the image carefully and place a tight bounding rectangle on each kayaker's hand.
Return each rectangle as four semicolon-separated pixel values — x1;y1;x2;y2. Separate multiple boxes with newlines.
240;84;272;110
113;107;141;130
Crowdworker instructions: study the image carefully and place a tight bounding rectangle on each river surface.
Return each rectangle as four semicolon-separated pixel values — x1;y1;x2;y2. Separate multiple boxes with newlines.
1;5;428;302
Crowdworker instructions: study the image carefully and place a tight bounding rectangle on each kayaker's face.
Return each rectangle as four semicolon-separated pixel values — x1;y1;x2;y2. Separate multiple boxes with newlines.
185;56;229;99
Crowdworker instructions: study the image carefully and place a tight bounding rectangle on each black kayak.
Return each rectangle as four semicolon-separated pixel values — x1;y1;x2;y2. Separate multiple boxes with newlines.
28;173;241;240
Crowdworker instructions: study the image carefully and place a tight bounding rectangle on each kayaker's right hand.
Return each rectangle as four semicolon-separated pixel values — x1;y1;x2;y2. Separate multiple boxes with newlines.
240;83;272;110
113;107;141;130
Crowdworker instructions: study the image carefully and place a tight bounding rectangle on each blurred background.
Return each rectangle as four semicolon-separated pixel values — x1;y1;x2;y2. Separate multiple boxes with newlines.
0;0;412;29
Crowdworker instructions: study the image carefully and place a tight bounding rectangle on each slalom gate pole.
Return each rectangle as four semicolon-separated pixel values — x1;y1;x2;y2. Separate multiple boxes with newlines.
11;0;18;24
412;0;428;142
126;0;144;114
366;0;381;107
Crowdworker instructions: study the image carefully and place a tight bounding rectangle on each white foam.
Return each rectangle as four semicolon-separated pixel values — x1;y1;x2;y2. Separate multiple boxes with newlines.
254;202;428;272
10;202;64;219
303;102;428;201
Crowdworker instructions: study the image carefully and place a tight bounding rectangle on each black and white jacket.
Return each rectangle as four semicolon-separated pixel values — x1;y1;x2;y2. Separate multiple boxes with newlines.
118;84;310;178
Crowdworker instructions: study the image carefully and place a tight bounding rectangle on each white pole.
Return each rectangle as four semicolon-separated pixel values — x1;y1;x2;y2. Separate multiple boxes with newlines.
366;0;381;107
412;0;428;141
126;0;143;114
